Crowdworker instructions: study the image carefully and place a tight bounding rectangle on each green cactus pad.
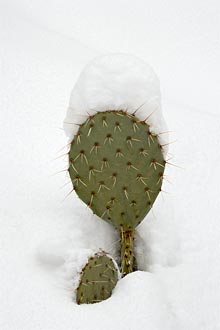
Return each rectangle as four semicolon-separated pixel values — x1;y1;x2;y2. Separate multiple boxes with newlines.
68;110;165;231
76;251;119;304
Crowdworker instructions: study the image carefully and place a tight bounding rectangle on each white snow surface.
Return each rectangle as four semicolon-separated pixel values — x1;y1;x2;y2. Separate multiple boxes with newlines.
1;3;220;330
64;53;168;150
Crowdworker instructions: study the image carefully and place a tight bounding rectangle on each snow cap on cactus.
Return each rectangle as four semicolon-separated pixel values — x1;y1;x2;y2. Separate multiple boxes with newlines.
64;53;168;154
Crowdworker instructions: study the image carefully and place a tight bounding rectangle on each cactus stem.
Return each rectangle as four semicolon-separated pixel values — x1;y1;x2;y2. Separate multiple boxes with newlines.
120;229;134;276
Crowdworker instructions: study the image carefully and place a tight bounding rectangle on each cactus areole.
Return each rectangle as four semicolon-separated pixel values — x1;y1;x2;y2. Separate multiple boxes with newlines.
68;110;165;275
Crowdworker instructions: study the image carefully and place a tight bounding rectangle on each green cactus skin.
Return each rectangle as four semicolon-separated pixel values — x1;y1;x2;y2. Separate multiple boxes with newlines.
76;251;119;304
68;110;165;276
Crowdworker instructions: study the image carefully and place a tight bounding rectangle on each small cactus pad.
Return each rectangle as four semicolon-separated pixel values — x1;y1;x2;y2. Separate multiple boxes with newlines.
69;110;165;230
76;252;119;304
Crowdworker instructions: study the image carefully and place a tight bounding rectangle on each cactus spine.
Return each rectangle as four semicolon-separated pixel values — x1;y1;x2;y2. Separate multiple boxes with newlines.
68;110;165;276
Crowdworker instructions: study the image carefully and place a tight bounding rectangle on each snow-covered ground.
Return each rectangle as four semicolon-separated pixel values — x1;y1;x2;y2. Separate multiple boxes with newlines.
1;1;220;330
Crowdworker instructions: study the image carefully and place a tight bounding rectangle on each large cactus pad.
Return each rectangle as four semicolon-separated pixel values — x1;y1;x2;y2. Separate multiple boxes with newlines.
68;110;165;231
76;252;119;304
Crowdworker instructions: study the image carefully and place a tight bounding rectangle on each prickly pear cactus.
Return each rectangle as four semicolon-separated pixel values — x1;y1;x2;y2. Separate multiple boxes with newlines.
76;251;119;304
68;110;165;275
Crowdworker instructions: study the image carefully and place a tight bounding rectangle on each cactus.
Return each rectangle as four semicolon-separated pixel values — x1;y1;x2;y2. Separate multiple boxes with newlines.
76;251;119;304
68;110;165;276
